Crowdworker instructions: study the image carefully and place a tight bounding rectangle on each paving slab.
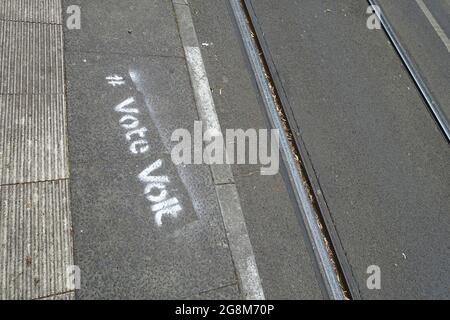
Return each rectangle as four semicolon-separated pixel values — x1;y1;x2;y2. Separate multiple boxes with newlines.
0;0;62;24
0;20;64;94
62;0;183;57
0;94;68;184
0;180;73;300
65;51;237;299
64;53;193;164
0;0;73;300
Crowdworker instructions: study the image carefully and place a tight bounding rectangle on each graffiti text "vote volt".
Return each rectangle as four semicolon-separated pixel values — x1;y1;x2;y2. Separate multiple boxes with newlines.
110;75;182;227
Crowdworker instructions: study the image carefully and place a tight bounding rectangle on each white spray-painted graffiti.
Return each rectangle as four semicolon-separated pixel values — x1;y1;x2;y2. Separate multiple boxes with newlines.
107;75;182;227
114;97;150;155
138;159;182;226
106;75;126;87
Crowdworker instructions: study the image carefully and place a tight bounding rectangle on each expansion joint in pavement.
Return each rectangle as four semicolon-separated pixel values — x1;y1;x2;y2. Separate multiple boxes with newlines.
0;18;62;26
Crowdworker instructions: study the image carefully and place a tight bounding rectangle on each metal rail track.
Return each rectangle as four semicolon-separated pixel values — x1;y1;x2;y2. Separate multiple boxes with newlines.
368;0;450;143
229;0;351;300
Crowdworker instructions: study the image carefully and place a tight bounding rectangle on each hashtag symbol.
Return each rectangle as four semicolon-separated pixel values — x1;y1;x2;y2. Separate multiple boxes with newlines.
106;75;125;86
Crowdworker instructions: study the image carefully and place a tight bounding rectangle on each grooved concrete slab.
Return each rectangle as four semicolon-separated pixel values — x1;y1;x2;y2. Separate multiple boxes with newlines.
0;21;64;94
62;0;183;57
0;94;69;184
0;0;73;300
0;180;73;300
0;0;63;24
64;53;194;165
65;52;236;299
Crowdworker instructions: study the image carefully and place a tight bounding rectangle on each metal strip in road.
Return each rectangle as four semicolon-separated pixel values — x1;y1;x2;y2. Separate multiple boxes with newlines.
228;0;348;300
415;0;450;53
369;0;450;143
172;0;265;300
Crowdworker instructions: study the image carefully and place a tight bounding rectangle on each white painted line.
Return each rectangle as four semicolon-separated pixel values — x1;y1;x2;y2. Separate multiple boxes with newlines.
184;46;221;133
416;0;450;53
369;0;450;142
172;1;265;300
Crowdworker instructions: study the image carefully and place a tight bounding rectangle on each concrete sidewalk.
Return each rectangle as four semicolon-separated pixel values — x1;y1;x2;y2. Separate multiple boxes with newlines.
0;0;253;300
0;0;262;300
1;0;328;300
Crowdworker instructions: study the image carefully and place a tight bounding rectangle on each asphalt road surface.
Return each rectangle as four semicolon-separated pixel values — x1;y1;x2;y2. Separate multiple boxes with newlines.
246;0;450;299
378;0;450;140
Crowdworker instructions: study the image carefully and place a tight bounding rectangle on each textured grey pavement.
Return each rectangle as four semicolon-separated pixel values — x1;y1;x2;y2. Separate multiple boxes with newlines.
0;0;73;300
64;0;183;57
248;0;450;299
65;50;244;298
